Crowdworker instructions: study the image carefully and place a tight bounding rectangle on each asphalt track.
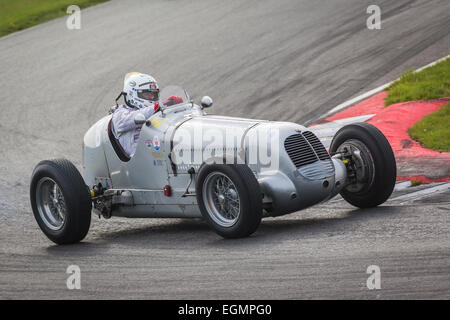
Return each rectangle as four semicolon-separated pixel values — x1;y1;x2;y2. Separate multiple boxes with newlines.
0;0;449;299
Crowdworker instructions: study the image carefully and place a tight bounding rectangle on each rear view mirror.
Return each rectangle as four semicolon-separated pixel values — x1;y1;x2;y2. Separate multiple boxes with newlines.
201;96;213;109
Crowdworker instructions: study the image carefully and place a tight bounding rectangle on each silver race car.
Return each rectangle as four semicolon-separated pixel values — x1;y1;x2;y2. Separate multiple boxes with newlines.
30;86;396;244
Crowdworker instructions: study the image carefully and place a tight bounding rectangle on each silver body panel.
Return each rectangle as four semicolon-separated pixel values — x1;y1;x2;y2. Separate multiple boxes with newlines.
83;102;347;218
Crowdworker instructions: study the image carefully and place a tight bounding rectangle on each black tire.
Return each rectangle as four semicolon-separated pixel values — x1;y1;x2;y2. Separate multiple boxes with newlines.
30;159;92;244
196;164;262;238
330;123;396;208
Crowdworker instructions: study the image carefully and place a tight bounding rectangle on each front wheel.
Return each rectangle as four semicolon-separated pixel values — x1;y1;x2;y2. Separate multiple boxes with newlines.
30;159;92;244
330;123;396;208
196;164;262;238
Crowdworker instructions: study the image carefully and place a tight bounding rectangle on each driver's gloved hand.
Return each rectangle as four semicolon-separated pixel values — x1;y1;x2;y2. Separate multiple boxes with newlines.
163;95;183;106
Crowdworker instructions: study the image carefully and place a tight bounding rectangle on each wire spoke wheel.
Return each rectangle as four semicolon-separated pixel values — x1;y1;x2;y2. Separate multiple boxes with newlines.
203;172;241;228
30;159;92;244
35;177;67;231
196;164;262;238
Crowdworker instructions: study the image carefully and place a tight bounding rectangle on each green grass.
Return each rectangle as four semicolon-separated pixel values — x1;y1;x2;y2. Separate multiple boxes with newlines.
0;0;109;37
385;58;450;107
408;103;450;152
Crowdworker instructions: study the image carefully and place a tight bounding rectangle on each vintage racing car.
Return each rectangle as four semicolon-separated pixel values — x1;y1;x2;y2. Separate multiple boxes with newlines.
30;86;396;244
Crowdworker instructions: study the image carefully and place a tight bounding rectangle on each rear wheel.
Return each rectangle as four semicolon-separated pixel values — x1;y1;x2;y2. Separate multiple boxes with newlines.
330;123;396;208
30;159;92;244
196;164;262;238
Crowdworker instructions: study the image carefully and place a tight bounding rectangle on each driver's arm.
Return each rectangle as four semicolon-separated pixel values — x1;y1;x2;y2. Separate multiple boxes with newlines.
113;105;156;134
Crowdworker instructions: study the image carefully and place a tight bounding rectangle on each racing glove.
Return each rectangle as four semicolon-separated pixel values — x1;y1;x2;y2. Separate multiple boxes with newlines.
163;95;183;107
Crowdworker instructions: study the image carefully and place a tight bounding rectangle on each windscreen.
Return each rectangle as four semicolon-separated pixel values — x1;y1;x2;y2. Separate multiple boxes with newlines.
159;85;190;108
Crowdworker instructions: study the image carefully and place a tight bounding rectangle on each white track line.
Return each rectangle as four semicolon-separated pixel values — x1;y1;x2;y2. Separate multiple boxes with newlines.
328;181;414;203
389;182;450;203
394;181;412;191
322;55;450;118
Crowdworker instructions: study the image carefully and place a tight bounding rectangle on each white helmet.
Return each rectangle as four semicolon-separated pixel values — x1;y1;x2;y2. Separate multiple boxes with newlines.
122;72;159;109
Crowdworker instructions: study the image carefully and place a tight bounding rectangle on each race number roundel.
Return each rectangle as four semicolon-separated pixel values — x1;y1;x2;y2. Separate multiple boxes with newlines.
153;136;161;151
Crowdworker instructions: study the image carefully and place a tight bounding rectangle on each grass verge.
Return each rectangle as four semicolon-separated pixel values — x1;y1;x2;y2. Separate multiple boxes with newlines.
0;0;109;37
408;103;450;152
385;58;450;107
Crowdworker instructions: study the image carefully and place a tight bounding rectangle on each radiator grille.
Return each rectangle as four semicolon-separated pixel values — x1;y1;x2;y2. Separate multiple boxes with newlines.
302;131;331;161
284;134;317;167
284;131;331;168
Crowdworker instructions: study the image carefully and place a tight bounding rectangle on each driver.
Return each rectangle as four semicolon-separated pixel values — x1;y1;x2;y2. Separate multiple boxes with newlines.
112;72;160;157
